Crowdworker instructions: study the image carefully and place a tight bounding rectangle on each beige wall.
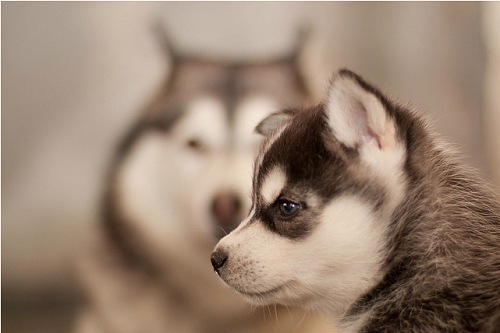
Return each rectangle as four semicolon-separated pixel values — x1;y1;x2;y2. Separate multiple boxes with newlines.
484;2;500;188
2;2;497;296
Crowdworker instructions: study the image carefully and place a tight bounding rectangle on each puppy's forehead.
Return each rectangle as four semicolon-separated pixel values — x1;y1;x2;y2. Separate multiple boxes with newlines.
257;107;331;185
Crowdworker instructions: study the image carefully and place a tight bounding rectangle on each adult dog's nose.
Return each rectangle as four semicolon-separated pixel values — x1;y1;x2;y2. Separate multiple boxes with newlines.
211;192;242;233
210;250;228;273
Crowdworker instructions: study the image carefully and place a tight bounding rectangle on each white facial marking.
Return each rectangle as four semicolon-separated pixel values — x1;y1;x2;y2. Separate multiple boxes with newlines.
119;132;184;237
175;96;228;150
260;166;287;205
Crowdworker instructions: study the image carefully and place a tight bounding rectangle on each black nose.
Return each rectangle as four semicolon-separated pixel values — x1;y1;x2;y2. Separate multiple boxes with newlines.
210;250;228;272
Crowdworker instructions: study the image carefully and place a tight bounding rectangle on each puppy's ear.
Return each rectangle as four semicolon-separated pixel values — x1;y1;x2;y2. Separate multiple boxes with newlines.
326;69;397;150
255;109;296;136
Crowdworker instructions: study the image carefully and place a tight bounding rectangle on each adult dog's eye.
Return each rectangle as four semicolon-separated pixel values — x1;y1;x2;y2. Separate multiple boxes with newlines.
186;138;206;152
278;199;301;218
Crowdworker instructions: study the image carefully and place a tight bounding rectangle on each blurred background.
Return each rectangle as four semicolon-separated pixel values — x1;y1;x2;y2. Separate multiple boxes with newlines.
2;2;500;332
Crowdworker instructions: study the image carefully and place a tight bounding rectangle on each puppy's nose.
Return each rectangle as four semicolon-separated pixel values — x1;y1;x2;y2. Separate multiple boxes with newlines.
211;191;242;230
210;250;228;272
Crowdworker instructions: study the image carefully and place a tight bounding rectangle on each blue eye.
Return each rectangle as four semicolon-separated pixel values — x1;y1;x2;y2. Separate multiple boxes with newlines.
278;200;301;217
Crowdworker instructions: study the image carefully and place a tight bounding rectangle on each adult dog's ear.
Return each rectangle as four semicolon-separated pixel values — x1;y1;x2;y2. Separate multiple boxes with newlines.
152;20;178;69
326;69;397;151
255;109;297;136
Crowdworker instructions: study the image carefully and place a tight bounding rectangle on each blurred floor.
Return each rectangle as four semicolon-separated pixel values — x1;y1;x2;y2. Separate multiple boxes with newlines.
3;305;78;333
2;293;82;333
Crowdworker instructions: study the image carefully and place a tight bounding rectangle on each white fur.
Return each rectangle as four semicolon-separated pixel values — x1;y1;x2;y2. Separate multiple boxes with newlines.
261;166;287;205
118;132;184;237
175;95;229;150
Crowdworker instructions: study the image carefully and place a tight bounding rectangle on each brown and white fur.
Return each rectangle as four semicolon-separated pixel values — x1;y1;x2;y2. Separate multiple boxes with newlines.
212;69;500;332
74;28;333;333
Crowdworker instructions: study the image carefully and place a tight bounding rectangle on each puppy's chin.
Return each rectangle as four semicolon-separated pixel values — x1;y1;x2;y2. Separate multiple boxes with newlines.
238;292;279;307
223;280;305;308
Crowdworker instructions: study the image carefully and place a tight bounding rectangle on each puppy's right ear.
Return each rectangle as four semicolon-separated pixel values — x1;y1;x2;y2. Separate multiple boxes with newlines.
325;69;397;151
255;109;296;136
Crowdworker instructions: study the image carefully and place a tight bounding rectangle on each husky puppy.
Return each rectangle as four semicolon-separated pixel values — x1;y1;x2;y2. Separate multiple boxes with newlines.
212;69;500;332
75;29;332;333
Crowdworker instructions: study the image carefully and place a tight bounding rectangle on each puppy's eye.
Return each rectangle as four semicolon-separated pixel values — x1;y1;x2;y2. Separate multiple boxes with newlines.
278;199;301;218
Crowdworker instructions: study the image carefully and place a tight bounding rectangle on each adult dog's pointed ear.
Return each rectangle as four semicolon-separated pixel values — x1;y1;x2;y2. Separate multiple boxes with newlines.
255;109;297;136
152;20;178;68
326;69;398;151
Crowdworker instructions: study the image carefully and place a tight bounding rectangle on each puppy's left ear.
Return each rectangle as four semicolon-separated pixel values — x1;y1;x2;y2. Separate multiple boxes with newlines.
255;109;296;136
326;69;397;150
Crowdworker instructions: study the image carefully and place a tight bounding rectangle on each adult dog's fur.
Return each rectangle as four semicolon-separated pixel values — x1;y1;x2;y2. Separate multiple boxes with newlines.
213;69;500;332
74;28;332;333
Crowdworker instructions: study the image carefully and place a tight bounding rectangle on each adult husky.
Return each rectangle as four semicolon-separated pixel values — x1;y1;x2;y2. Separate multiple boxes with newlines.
75;29;332;333
212;69;500;332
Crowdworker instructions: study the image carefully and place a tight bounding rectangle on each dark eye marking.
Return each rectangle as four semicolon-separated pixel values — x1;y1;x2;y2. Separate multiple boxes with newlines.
277;199;301;219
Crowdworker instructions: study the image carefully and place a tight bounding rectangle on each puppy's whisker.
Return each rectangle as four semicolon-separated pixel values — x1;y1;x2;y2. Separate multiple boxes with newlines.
218;225;228;235
285;305;293;322
247;304;257;315
294;311;307;331
286;306;298;333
